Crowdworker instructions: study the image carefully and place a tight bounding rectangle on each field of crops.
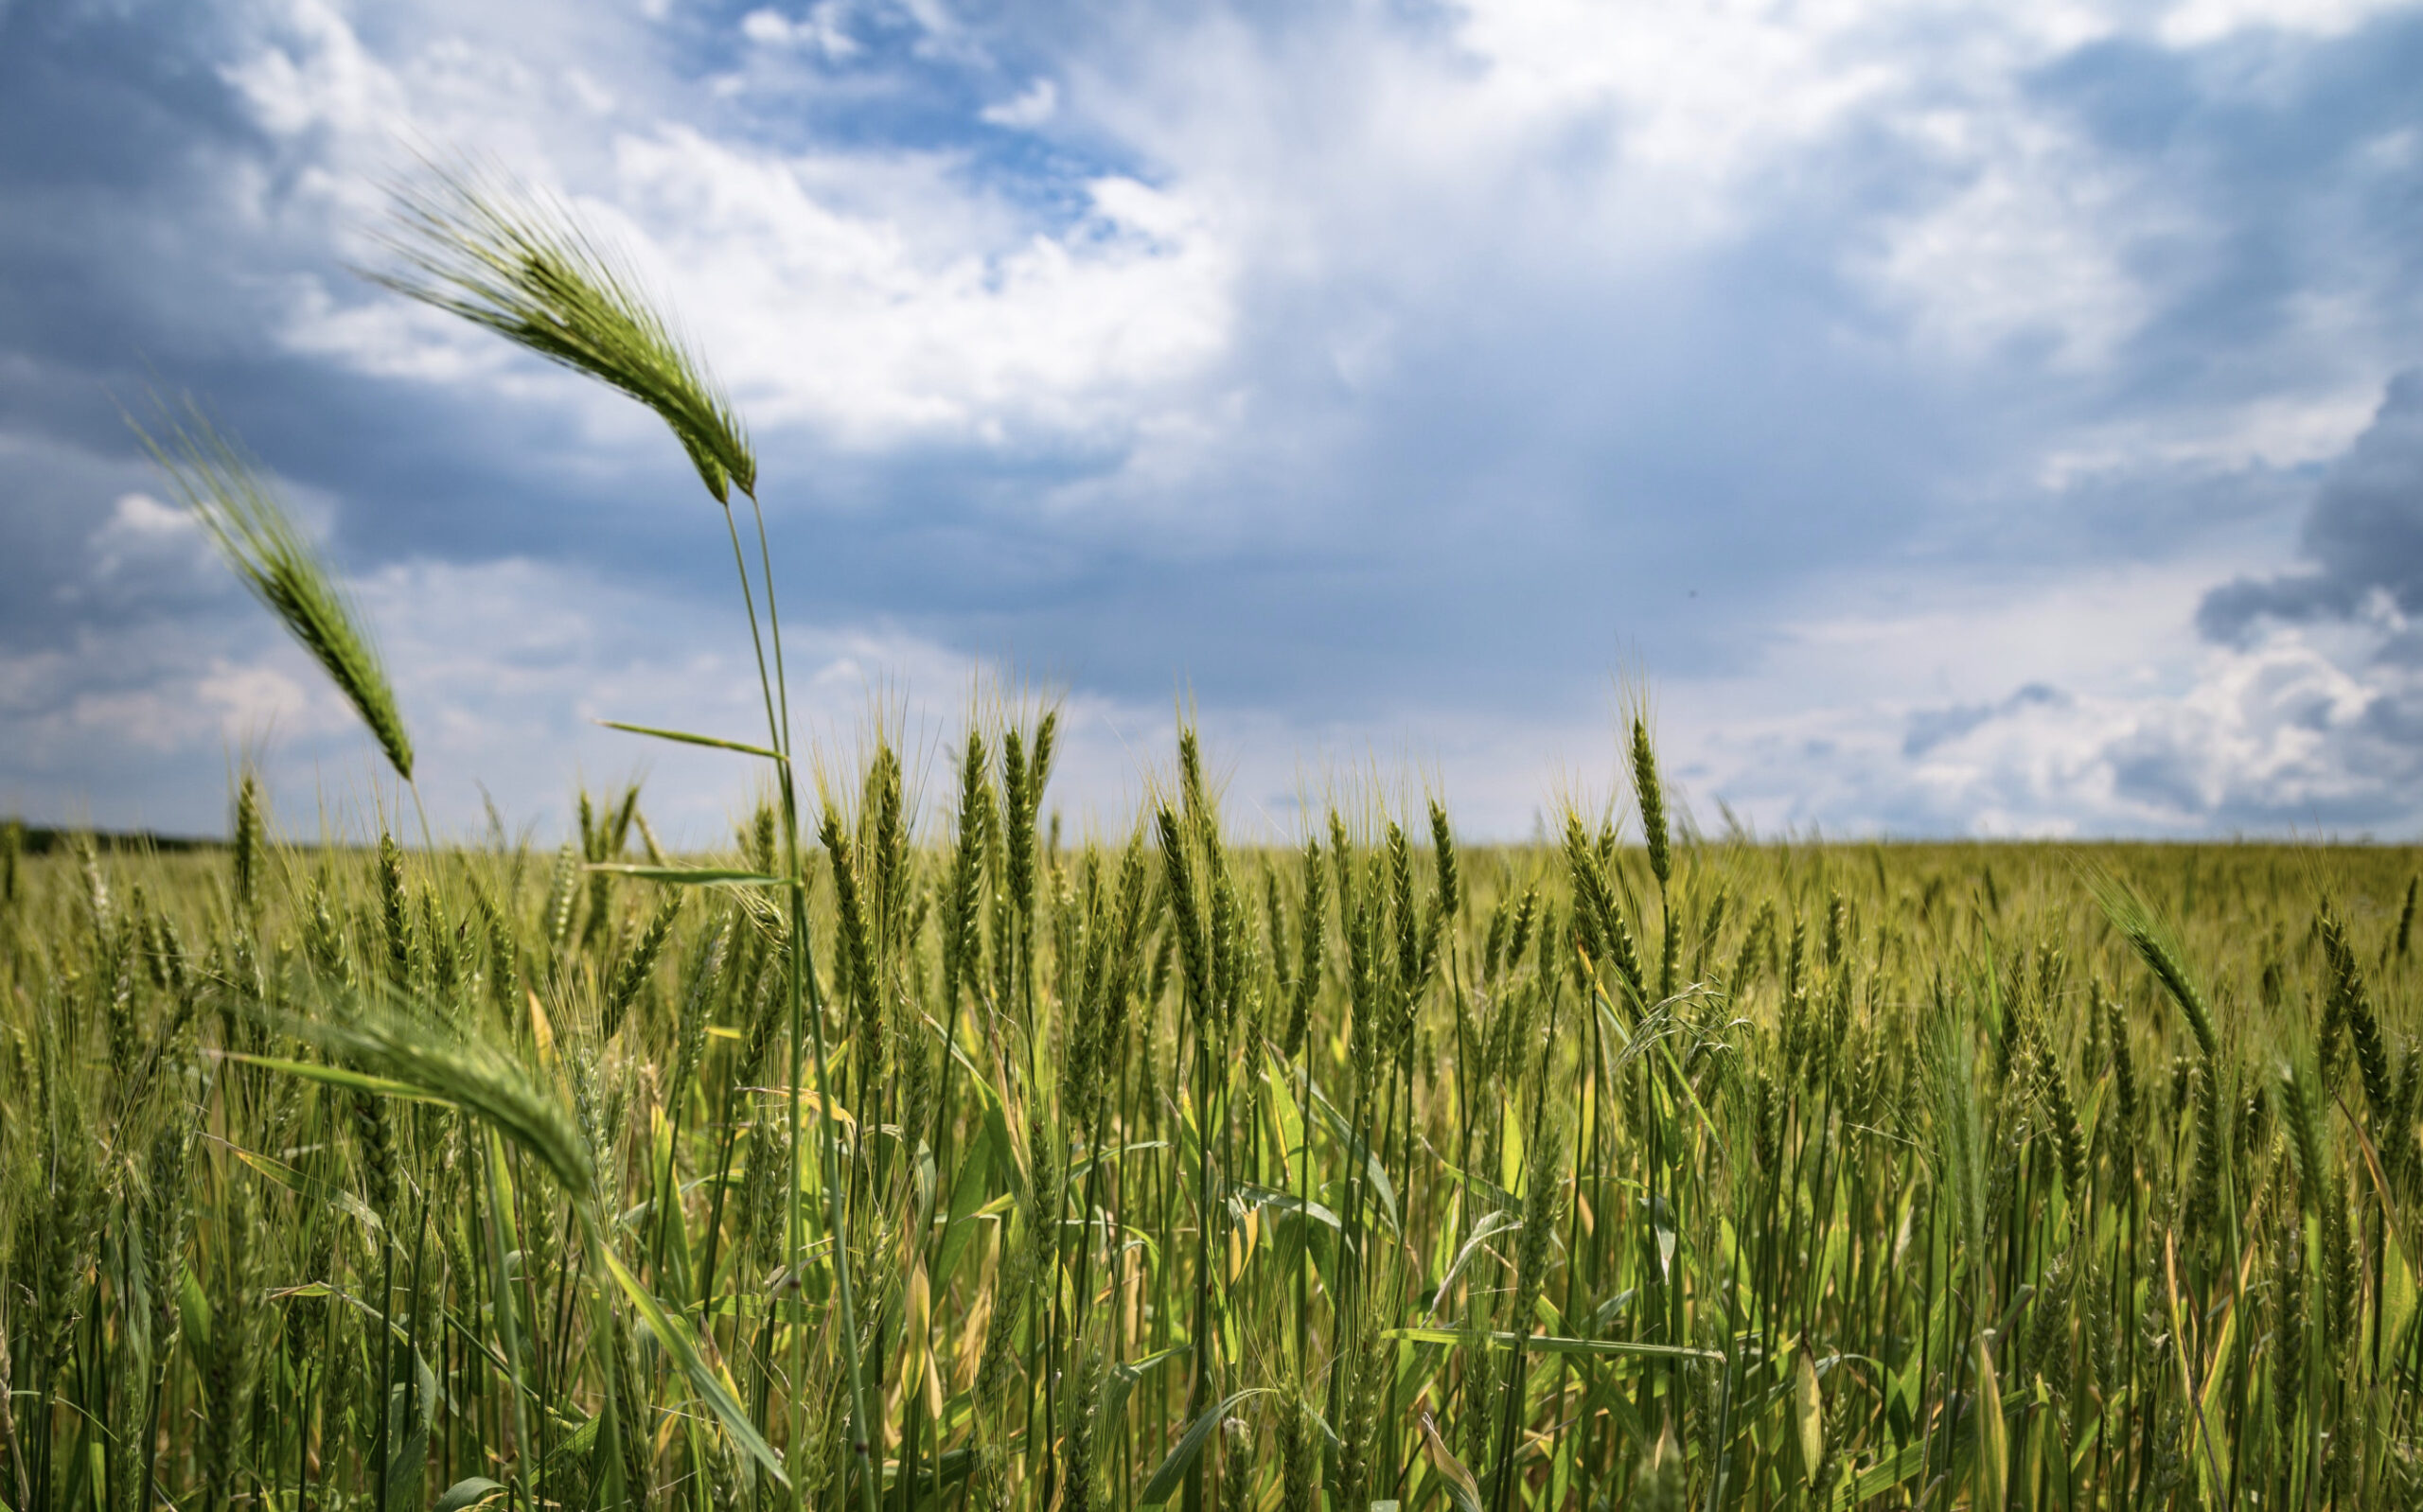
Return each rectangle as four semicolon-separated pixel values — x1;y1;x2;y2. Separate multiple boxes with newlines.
2;761;2418;1512
7;164;2420;1512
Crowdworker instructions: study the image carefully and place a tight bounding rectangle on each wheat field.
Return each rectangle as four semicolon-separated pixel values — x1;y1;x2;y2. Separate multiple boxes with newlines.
4;782;2419;1511
6;162;2420;1512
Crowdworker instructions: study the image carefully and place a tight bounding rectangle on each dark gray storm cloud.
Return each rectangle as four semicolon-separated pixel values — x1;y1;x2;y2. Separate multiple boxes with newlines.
1902;684;2068;759
2200;372;2423;637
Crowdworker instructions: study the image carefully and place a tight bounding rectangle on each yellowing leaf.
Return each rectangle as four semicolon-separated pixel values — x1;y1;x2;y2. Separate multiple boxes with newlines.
1795;1339;1825;1487
526;989;557;1069
1417;1408;1485;1512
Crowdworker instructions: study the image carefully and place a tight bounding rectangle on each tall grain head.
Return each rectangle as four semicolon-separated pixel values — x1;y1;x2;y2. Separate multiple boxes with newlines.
1630;715;1671;889
231;771;262;917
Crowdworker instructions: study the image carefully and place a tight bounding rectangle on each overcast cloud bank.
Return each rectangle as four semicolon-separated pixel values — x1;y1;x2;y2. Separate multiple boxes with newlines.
2;0;2419;842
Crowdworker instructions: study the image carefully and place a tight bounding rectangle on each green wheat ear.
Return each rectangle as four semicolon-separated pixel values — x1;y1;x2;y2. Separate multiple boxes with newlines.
370;159;755;504
2084;867;2219;1062
138;406;416;782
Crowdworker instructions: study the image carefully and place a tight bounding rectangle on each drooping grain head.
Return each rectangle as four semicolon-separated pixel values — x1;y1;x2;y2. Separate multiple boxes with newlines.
2091;872;2219;1063
139;408;414;781
373;162;755;504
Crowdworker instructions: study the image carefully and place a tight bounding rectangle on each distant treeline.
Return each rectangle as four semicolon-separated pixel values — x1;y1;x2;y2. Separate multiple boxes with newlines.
2;820;219;856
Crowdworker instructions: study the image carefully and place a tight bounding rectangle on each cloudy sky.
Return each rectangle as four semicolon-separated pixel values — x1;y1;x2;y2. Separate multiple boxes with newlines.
3;0;2420;844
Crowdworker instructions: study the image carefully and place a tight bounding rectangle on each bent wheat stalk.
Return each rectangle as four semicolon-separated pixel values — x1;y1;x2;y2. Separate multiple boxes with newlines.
137;403;415;782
